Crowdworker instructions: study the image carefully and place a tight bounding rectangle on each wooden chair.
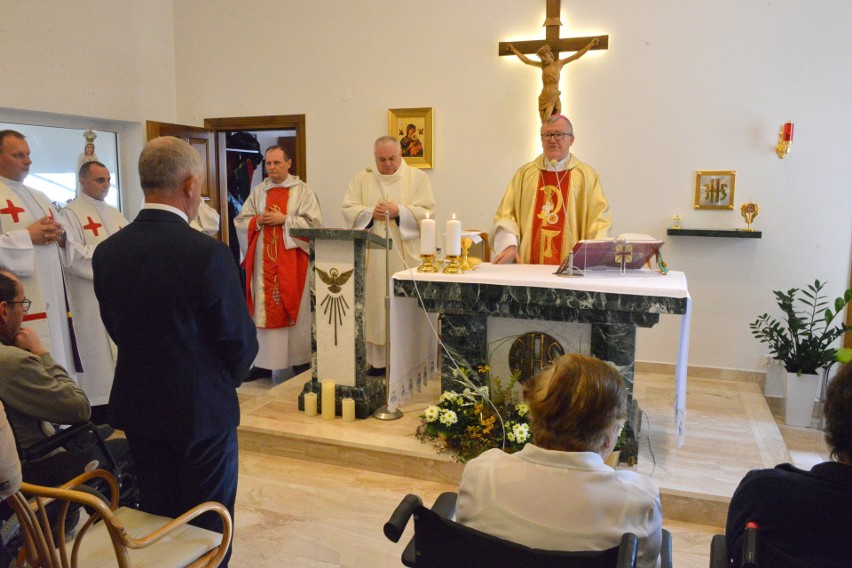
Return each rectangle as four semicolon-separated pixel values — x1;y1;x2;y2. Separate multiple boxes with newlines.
7;469;231;568
385;492;673;568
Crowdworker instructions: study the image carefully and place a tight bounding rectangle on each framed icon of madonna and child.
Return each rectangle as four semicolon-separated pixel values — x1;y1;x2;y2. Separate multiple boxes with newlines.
388;107;433;168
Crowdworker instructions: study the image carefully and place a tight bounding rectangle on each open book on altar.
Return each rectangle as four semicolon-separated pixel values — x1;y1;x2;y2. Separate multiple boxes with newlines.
555;234;665;274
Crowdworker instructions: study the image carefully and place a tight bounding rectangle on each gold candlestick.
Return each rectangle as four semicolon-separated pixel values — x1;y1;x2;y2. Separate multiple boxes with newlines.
443;255;462;274
417;254;438;272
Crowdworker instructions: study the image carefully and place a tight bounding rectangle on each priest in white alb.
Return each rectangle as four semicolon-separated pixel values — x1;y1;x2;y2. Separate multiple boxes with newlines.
0;130;76;373
235;145;322;378
341;136;435;373
491;115;611;265
60;161;128;421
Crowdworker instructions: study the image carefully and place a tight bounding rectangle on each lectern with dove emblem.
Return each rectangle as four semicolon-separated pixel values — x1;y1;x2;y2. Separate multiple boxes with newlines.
290;228;391;418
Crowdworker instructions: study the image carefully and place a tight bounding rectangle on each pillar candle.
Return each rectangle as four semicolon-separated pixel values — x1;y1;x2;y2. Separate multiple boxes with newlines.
304;392;318;417
420;216;436;255
446;215;462;256
321;379;336;420
342;397;356;423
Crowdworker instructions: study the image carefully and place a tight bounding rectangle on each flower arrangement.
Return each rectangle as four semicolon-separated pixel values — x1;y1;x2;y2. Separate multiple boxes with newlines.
416;366;531;463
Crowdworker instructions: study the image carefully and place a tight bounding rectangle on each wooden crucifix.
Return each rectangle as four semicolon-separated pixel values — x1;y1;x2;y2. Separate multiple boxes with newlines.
499;0;608;123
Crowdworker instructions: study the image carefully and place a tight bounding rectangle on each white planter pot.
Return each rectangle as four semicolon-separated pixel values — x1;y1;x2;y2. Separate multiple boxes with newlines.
784;371;821;427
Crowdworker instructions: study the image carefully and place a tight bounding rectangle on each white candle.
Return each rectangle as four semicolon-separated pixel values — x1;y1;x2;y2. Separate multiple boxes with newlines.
420;215;436;256
446;215;462;256
342;397;356;423
304;392;318;417
321;379;336;420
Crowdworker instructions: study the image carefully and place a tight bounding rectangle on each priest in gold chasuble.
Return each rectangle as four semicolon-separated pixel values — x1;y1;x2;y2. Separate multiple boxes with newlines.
490;115;611;265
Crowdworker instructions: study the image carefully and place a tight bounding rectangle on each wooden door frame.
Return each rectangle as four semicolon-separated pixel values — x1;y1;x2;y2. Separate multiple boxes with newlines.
145;121;221;239
204;115;306;248
204;114;306;180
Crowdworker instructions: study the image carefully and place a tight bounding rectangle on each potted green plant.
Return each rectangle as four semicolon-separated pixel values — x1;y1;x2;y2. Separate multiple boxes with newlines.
750;280;851;426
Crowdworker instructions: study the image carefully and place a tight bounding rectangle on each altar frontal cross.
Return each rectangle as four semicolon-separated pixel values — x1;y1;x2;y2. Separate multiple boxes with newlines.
498;0;608;60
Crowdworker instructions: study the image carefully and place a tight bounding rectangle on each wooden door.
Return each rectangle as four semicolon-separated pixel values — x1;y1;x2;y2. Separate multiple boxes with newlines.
145;121;221;240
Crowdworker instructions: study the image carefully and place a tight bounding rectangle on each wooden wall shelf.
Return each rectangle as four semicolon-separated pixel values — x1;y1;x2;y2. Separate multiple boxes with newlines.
667;228;762;239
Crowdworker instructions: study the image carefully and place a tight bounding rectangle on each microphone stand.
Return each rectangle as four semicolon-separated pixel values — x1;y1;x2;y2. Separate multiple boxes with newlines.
373;197;403;420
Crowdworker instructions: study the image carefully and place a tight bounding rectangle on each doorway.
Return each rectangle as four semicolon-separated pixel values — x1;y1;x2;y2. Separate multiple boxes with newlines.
146;115;306;261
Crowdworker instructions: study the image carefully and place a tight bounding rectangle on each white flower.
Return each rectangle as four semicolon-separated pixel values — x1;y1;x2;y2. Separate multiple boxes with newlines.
439;409;458;426
512;423;530;444
516;403;529;417
439;391;458;404
507;431;516;442
423;406;441;422
477;386;490;397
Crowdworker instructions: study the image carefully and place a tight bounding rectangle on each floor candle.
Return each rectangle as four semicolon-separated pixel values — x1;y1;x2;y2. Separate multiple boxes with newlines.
342;398;356;423
321;379;336;420
304;392;318;416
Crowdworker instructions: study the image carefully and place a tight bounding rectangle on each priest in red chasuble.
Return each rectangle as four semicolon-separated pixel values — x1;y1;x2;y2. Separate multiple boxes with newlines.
490;115;611;265
235;145;322;377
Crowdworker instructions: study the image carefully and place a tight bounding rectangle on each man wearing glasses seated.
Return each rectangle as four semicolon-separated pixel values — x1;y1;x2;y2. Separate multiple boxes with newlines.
490;114;611;265
0;269;93;477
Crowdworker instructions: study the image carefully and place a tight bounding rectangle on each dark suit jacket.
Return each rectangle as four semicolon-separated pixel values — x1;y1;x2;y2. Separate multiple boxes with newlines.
93;208;258;443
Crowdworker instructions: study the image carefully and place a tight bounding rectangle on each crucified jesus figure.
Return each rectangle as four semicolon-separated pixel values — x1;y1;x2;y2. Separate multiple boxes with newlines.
508;37;599;123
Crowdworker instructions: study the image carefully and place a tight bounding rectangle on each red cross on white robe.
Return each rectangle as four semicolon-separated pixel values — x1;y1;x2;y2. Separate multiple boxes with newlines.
82;216;103;237
0;199;25;223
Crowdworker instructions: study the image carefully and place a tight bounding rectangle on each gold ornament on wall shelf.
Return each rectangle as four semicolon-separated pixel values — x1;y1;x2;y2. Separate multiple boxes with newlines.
740;202;759;231
671;214;682;229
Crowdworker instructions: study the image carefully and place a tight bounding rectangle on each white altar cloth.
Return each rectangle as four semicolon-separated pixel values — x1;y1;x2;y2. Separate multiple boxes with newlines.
390;265;691;444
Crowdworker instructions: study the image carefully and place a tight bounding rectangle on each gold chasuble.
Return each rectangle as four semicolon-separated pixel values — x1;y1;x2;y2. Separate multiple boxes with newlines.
490;154;611;264
242;187;308;328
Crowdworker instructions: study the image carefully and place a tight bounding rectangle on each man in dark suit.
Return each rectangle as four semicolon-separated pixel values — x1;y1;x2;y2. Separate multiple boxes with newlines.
93;136;258;566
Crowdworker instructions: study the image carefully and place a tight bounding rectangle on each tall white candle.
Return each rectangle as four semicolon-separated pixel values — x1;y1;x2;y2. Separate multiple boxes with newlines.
304;392;318;417
321;379;336;420
342;397;356;422
446;215;462;256
420;216;436;255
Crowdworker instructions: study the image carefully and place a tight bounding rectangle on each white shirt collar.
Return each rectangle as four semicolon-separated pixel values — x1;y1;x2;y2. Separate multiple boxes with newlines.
0;175;27;190
143;202;188;223
544;155;570;171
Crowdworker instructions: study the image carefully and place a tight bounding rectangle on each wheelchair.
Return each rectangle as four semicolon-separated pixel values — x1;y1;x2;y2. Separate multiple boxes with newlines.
384;492;673;568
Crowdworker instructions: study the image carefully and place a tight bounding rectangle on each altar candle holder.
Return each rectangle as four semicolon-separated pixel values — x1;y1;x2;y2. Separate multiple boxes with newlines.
417;254;439;273
443;254;462;274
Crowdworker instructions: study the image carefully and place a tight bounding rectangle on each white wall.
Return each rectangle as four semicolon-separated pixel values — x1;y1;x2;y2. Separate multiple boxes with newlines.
0;0;178;220
173;0;852;372
2;1;849;373
0;0;177;123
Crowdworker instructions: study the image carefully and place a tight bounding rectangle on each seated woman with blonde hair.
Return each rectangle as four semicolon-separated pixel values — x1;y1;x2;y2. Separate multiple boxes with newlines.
455;353;662;568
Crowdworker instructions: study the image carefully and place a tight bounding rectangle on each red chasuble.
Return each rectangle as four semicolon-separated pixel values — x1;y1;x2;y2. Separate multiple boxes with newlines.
242;187;308;328
530;170;571;265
